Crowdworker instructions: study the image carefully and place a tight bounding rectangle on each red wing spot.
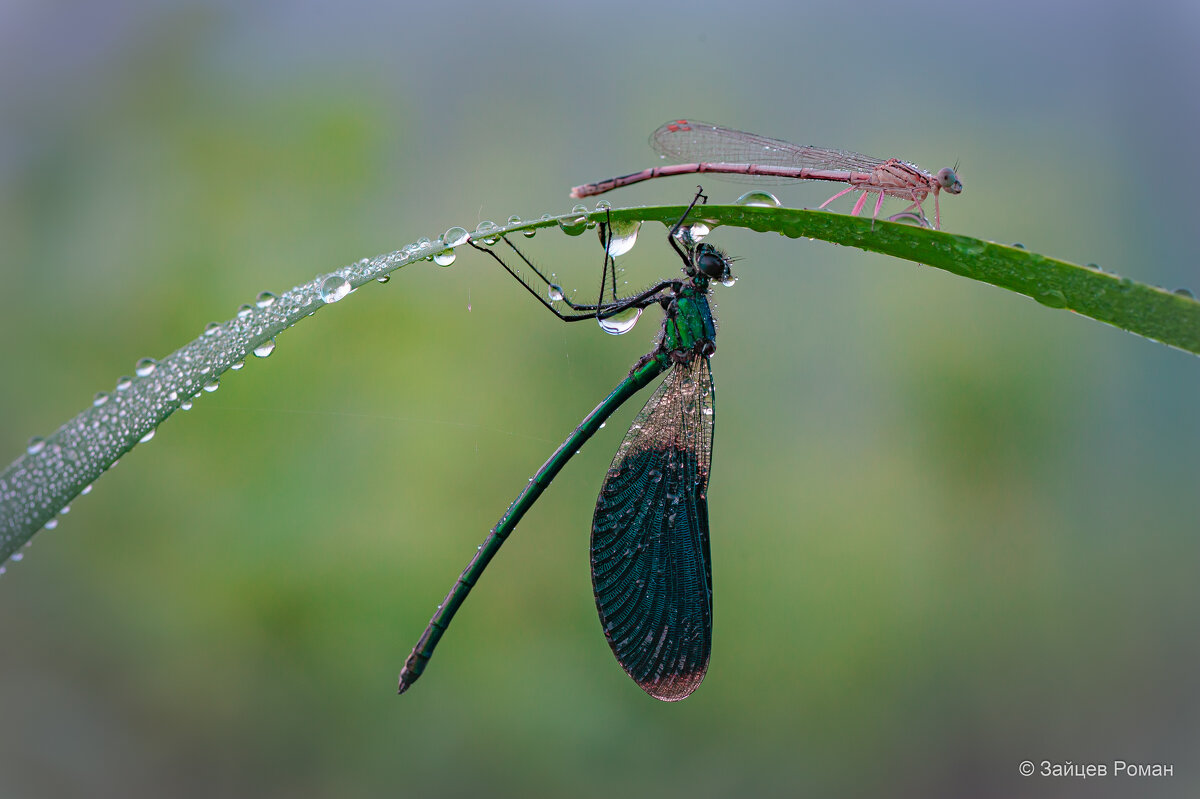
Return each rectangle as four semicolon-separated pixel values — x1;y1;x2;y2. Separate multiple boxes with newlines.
666;124;681;132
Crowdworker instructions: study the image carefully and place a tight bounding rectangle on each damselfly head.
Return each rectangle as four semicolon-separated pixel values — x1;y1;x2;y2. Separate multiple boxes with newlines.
937;166;963;194
692;243;733;284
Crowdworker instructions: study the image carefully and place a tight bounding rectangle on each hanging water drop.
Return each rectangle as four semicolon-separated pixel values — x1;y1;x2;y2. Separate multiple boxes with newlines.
45;518;58;530
442;226;470;247
735;190;781;207
231;360;245;371
721;275;738;287
558;205;589;236
433;249;457;267
135;357;158;377
548;284;565;302
139;428;156;443
254;338;276;358
181;398;193;410
475;221;500;245
320;275;351;303
376;275;391;284
604;220;641;258
256;291;277;308
598;306;642;335
203;378;220;393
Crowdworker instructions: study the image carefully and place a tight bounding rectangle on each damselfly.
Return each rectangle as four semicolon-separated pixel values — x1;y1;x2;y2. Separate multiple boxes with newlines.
571;119;963;229
398;189;732;701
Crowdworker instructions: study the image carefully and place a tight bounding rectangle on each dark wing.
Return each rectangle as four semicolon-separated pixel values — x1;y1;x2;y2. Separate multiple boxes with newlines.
591;355;715;701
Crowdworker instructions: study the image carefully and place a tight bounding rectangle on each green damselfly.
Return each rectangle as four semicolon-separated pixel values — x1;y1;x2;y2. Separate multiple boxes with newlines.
398;189;733;701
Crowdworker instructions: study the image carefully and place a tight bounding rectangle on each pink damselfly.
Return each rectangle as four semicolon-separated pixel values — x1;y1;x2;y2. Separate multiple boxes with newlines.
570;119;963;229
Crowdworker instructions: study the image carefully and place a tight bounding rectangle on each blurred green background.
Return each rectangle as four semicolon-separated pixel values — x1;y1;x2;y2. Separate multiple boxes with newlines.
1;2;1197;797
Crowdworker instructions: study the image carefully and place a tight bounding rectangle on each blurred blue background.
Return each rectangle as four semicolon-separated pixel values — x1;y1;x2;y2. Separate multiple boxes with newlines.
1;1;1197;797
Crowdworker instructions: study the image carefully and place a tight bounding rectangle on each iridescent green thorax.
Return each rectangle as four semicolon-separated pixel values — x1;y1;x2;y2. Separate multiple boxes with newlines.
661;281;717;358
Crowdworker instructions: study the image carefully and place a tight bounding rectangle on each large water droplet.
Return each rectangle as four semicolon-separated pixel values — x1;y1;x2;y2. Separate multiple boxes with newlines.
558;205;589;236
548;284;565;302
598;306;642;335
376;274;390;284
116;376;133;391
203;379;220;393
507;215;522;228
721;275;738;287
180;398;194;410
237;304;254;319
231;359;245;371
135;357;157;377
256;291;277;308
433;249;457;267
604;220;641;258
736;190;781;207
321;275;351;303
204;322;222;337
254;338;276;358
139;428;156;443
93;392;110;407
443;226;470;247
475;220;500;245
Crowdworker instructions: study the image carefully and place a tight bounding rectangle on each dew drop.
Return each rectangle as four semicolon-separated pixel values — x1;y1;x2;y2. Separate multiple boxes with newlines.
231;360;245;371
254;338;276;358
255;291;278;308
558;205;589;236
376;275;390;284
443;226;470;247
139;428;156;443
47;517;60;529
82;484;93;495
135;357;158;377
523;227;537;239
598;306;643;335
11;553;23;562
204;322;222;337
26;437;46;455
237;304;254;319
548;284;565;302
116;376;133;391
93;392;110;407
507;215;522;227
180;399;193;410
475;220;500;245
1174;287;1194;298
735;190;781;207
1036;288;1068;309
1011;242;1026;249
203;379;220;393
320;275;351;303
604;220;641;258
433;249;457;267
721;275;738;287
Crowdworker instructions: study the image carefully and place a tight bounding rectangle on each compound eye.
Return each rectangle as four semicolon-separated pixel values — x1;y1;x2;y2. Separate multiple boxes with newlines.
695;246;729;279
937;167;962;193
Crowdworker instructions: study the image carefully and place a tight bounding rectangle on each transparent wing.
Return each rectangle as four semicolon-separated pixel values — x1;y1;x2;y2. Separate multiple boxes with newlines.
651;118;886;174
591;355;715;701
